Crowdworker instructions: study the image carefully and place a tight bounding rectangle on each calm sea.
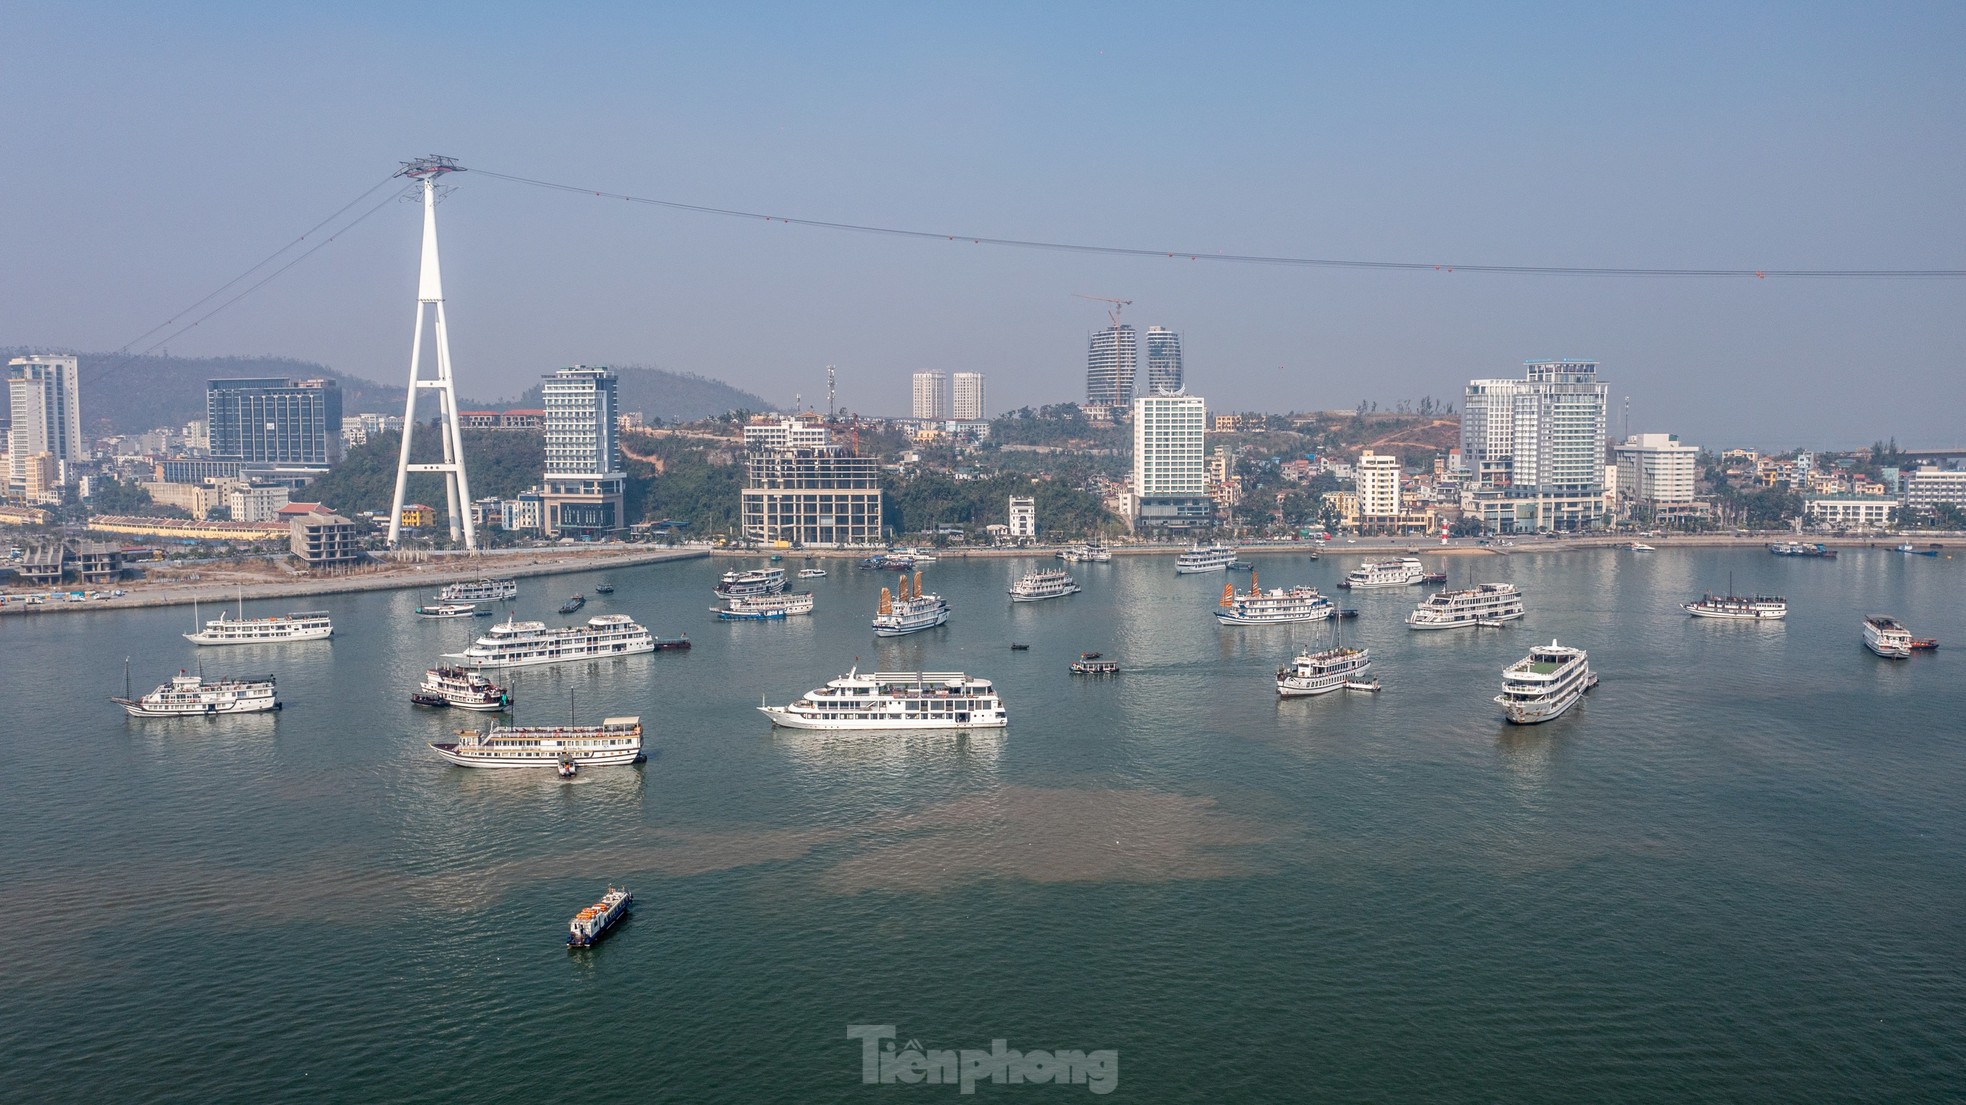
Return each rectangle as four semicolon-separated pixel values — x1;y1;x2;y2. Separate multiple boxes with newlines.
2;547;1962;1103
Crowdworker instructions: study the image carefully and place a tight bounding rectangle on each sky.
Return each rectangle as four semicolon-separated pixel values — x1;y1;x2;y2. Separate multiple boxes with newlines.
4;1;1962;449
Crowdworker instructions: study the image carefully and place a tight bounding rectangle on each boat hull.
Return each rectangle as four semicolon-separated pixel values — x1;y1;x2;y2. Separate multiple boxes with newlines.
1495;673;1597;724
1010;586;1081;602
456;642;657;668
184;626;333;646
116;697;280;717
758;706;1006;731
1865;641;1912;659
428;743;643;767
872;609;950;636
1685;606;1786;620
1407;608;1525;629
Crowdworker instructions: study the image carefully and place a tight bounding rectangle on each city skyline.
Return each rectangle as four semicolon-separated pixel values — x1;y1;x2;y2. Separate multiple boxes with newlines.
2;6;1961;450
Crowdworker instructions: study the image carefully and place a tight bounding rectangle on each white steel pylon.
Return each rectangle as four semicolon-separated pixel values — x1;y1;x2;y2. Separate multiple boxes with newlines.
388;156;476;550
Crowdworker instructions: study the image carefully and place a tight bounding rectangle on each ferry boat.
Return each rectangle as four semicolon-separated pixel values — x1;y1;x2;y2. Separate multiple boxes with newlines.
715;591;816;620
872;573;950;637
1058;544;1112;563
451;614;657;668
1684;588;1787;620
567;887;632;948
1070;655;1120;675
1864;615;1915;658
714;567;788;599
1406;583;1526;630
410;666;512;711
430;715;644;767
1175;543;1237;574
1769;541;1837;559
558;594;586;614
1215;571;1333;625
439;578;518;602
1009;569;1082;602
114;670;280;717
415;602;480;619
797;567;828;578
758;669;1007;730
1339;557;1426;589
1495;640;1597;724
1275;646;1372;697
185;609;334;646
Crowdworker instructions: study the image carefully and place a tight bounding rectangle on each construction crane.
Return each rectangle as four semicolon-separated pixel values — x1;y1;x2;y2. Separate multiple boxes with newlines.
1071;293;1132;328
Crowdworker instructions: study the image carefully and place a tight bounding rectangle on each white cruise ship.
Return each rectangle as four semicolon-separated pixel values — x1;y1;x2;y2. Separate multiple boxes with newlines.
414;602;481;619
1276;647;1373;696
714;567;788;599
758;669;1007;730
439;578;518;602
410;666;512;711
1009;569;1082;602
1216;572;1333;624
1175;543;1237;574
716;591;816;620
1495;640;1597;724
1863;615;1914;658
114;670;280;717
1406;583;1526;629
185;609;334;646
431;715;643;767
1684;592;1788;620
872;573;950;636
452;613;656;668
1340;557;1426;589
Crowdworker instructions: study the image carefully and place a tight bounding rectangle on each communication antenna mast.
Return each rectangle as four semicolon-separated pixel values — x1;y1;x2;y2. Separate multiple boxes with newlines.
826;365;837;419
387;155;477;550
1622;396;1631;443
1071;293;1133;328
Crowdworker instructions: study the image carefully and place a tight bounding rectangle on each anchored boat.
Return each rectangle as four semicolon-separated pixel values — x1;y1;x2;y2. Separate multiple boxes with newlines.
567;887;632;948
114;669;280;717
410;666;512;711
1495;640;1596;724
760;669;1006;730
872;572;950;636
430;715;644;767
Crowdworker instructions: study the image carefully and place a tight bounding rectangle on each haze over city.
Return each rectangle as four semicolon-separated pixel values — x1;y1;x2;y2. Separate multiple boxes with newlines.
4;2;1961;447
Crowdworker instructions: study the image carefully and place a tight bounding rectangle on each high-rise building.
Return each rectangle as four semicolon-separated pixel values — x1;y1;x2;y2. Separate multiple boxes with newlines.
1461;359;1610;531
1131;392;1210;526
911;371;948;420
1355;451;1402;519
741;417;883;546
1614;434;1700;505
206;378;342;469
539;366;626;537
1144;327;1183;395
951;372;985;421
7;355;85;495
1086;325;1138;409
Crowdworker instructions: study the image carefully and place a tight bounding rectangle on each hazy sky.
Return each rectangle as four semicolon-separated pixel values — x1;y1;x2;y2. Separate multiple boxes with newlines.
5;2;1962;448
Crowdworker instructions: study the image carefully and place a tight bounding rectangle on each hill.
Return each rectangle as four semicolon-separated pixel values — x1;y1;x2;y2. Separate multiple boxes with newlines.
2;349;769;437
296;429;544;526
493;366;768;424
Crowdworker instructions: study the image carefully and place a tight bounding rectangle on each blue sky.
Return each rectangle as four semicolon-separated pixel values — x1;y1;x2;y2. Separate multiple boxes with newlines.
4;2;1961;446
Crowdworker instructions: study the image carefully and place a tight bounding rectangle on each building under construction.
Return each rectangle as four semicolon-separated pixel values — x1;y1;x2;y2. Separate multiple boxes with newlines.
739;421;883;547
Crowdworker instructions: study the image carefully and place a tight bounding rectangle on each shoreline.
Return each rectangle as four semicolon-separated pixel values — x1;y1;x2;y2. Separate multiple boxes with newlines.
705;534;1950;561
0;548;708;616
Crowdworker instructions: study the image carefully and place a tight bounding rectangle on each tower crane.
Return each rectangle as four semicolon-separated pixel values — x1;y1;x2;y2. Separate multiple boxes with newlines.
1071;293;1133;328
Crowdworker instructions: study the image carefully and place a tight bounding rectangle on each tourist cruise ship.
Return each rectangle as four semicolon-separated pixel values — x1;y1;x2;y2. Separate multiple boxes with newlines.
114;670;280;717
714;567;788;599
1340;557;1426;589
1175;543;1238;574
1864;615;1915;659
439;578;518;602
1009;569;1082;602
872;573;950;636
567;887;632;948
1275;646;1373;696
1495;640;1597;724
1406;583;1526;629
185;609;334;646
716;591;816;620
451;614;656;668
1684;592;1788;620
410;666;512;711
1216;572;1333;625
758;669;1007;730
430;715;644;767
414;602;482;619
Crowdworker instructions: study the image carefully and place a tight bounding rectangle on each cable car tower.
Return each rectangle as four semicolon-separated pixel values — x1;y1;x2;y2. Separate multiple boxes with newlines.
388;155;477;550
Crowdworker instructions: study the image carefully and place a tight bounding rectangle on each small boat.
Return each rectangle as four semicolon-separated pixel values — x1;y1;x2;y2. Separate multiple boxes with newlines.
594;582;615;594
1628;542;1656;551
1343;679;1382;692
1910;638;1940;651
1071;658;1120;675
651;636;692;651
567;887;631;948
1419;571;1448;585
797;567;828;579
1897;544;1941;557
557;755;578;778
769;553;783;562
1228;560;1255;571
1009;642;1030;651
558;594;586;614
1475;618;1510;628
1336;609;1359;619
416;602;480;619
1769;542;1836;558
1079;650;1102;660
